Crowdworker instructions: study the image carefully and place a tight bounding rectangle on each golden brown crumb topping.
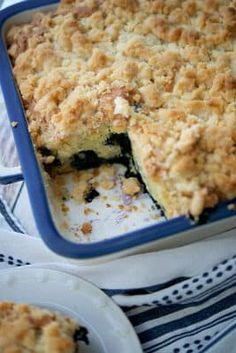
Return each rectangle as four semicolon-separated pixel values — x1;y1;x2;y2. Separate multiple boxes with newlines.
6;0;236;217
0;302;80;353
122;177;141;196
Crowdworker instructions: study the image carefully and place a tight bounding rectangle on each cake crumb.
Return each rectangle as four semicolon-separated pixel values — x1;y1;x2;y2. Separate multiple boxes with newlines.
81;222;92;235
100;179;115;190
73;180;89;203
11;121;18;128
42;155;55;164
60;221;69;230
123;204;138;212
84;207;93;215
100;164;116;176
227;203;236;211
61;203;69;214
122;177;141;196
151;213;161;220
51;175;67;199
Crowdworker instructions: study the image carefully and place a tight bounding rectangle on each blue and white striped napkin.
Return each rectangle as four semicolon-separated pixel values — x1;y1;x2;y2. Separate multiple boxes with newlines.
0;201;236;353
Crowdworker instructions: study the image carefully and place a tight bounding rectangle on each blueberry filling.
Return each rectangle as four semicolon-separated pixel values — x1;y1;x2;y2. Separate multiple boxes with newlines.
39;146;52;156
70;150;130;171
104;133;131;155
70;133;134;172
73;326;89;345
39;146;61;175
84;187;100;203
70;150;102;170
133;102;142;113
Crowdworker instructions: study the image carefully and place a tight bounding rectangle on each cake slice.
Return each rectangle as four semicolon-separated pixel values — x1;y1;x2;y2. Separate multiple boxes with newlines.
0;301;88;353
129;105;236;218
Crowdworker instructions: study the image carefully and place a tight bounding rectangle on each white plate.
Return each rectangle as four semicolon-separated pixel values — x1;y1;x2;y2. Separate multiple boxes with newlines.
0;267;142;353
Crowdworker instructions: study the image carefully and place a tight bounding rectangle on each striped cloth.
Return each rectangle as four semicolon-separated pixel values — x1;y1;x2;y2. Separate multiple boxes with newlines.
0;205;236;353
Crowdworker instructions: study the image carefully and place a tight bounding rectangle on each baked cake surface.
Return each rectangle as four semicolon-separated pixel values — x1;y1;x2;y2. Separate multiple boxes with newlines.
6;0;236;217
0;301;85;353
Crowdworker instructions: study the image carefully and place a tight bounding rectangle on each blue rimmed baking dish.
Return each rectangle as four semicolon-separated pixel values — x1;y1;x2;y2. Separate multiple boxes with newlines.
0;0;236;263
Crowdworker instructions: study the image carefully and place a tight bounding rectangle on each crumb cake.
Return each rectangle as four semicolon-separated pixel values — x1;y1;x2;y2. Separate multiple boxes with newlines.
0;301;88;353
6;0;236;218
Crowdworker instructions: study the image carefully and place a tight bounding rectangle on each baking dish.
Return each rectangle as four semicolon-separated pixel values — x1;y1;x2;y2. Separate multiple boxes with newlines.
0;0;236;263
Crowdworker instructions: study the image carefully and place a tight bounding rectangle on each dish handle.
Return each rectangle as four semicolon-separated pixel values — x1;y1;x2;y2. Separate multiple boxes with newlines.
0;165;23;184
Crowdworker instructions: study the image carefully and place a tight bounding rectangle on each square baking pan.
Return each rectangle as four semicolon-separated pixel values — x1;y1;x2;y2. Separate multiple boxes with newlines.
0;0;236;263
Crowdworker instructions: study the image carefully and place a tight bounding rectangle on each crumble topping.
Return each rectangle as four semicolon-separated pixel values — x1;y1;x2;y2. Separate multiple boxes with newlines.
122;177;141;196
7;0;236;217
114;96;131;118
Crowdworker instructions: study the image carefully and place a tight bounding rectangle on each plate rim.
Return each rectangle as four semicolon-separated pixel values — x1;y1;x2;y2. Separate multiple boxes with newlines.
0;267;143;353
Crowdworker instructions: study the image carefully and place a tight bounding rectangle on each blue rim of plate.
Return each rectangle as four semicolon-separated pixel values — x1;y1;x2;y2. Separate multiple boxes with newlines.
0;0;236;259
